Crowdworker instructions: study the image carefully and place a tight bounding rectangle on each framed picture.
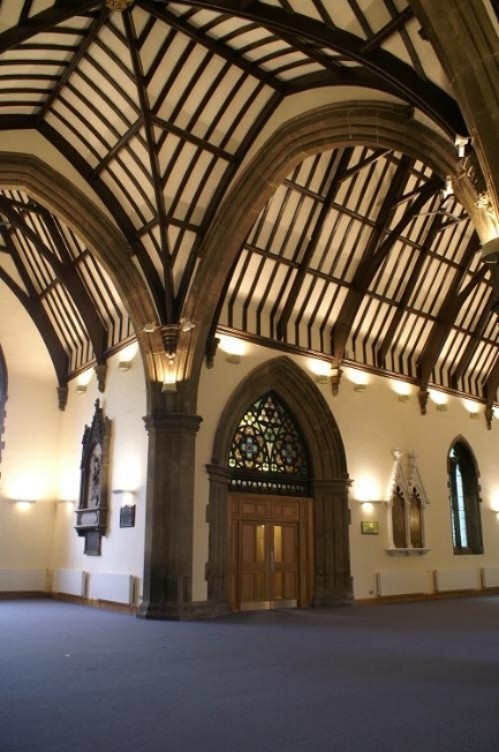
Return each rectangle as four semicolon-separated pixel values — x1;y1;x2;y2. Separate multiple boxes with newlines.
120;504;136;528
361;520;379;535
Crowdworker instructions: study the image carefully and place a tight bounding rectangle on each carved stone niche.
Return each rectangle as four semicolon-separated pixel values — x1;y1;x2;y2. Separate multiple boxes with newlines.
75;399;112;555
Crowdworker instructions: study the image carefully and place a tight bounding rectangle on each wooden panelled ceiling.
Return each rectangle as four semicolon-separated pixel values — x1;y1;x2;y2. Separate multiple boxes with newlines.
0;0;497;405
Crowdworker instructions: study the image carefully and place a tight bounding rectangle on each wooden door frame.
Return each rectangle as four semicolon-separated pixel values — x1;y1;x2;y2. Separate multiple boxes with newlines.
229;493;314;611
205;356;352;615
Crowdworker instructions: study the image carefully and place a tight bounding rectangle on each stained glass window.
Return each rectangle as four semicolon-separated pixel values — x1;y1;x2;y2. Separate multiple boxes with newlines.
449;442;483;554
228;392;310;495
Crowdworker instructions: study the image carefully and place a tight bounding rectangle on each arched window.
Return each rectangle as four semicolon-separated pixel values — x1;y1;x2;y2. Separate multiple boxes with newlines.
448;440;483;555
228;391;311;496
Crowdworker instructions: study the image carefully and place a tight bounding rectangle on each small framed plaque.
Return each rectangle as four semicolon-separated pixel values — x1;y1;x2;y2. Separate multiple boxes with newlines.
361;520;379;535
120;504;136;528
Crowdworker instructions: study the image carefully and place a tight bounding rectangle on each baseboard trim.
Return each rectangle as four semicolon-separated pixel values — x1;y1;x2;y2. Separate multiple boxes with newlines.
0;591;50;600
51;592;137;615
355;587;499;606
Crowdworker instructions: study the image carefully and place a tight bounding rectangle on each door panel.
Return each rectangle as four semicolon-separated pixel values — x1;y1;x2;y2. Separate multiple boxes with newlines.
229;494;313;612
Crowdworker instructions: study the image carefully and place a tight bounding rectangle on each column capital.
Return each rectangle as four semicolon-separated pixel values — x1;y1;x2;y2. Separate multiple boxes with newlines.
143;411;202;435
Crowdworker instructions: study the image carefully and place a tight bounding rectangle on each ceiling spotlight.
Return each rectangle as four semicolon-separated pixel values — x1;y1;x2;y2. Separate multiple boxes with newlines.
455;135;470;159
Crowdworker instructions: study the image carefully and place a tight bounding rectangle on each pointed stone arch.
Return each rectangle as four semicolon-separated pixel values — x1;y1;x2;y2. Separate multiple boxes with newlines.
206;356;352;613
0;153;168;402
179;100;488;407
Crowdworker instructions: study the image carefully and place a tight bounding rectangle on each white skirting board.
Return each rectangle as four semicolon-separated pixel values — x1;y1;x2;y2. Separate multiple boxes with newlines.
0;568;48;592
87;572;135;605
434;568;481;592
52;569;86;597
376;570;432;597
481;566;499;588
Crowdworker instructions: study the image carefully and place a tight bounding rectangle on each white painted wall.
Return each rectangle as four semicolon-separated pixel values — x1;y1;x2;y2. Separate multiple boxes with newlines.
0;285;61;578
194;340;499;602
2;273;498;606
0;283;148;602
51;346;148;602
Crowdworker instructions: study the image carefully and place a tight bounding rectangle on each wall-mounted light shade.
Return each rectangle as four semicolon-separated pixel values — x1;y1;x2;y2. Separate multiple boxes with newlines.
118;360;131;371
482;238;499;264
75;384;87;395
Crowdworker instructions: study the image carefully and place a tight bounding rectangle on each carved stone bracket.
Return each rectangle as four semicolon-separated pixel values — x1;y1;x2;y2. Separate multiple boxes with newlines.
418;388;429;415
94;363;107;393
57;385;68;411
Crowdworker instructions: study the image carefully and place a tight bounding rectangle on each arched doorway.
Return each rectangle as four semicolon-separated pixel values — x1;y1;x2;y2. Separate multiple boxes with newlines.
206;356;352;613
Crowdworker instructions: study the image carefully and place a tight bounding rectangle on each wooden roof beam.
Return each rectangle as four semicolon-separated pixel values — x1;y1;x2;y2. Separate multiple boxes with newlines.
276;147;354;341
164;0;466;136
330;167;441;368
416;253;486;390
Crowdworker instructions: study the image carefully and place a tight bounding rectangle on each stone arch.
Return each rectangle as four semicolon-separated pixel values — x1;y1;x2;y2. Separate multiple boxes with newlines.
0;153;168;404
206;356;352;613
179;100;487;406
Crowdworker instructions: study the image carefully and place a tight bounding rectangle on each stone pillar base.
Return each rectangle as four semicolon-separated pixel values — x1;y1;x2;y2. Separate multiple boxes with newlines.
313;591;354;608
137;598;232;621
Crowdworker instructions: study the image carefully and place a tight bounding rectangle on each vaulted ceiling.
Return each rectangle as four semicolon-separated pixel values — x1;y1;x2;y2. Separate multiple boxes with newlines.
0;1;497;408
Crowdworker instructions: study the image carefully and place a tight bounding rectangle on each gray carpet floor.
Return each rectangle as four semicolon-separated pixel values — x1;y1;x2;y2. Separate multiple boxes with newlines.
1;596;498;752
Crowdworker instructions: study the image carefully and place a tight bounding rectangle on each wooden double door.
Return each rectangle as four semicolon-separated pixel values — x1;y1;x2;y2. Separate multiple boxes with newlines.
229;494;313;611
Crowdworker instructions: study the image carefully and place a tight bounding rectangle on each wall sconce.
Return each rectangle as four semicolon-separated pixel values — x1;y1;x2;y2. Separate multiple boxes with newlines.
428;388;448;411
354;383;367;393
162;353;177;392
75;384;87;395
14;499;37;511
308;358;331;384
118;360;131;371
217;334;246;364
463;399;480;419
112;489;135;505
392;380;412;402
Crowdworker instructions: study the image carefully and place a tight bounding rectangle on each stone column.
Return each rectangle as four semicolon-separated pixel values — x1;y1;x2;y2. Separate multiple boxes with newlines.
205;463;232;612
312;479;353;606
137;410;203;620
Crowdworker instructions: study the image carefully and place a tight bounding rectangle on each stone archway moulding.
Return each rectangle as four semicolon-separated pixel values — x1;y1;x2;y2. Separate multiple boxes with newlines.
180;100;489;405
0;153;166;396
206;356;352;612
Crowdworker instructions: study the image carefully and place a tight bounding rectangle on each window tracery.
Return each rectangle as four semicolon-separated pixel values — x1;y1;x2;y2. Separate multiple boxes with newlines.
228;392;310;496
